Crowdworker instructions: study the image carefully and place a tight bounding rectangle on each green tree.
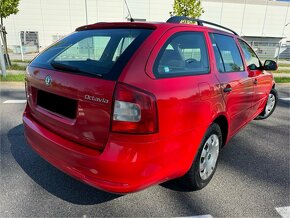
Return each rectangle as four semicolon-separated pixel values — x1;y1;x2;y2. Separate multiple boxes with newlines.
0;0;20;25
170;0;204;19
0;0;20;66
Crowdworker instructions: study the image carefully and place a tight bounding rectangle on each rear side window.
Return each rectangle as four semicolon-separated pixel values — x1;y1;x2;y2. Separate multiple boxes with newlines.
112;37;135;61
30;29;153;80
238;39;261;70
210;34;244;73
153;32;209;78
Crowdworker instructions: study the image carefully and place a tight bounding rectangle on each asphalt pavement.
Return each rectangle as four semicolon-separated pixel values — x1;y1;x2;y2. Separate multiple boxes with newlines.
0;83;289;217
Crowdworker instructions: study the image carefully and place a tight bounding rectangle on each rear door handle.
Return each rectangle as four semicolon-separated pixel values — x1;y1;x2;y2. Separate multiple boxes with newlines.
253;79;258;85
223;85;232;93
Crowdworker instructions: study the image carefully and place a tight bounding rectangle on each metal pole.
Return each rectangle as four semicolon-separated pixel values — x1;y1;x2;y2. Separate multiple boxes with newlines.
219;0;224;25
19;32;24;61
261;0;269;35
276;41;282;63
0;24;9;67
0;44;7;77
0;24;6;77
277;22;290;64
85;0;88;24
240;0;247;35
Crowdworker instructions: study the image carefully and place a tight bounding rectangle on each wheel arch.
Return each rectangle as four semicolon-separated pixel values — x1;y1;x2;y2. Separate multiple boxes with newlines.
213;115;229;147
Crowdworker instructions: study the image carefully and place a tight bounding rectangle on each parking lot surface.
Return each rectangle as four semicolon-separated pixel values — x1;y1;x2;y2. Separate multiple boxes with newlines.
1;83;289;217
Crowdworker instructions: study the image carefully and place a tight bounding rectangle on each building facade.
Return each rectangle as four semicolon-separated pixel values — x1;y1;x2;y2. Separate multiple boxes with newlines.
2;0;290;59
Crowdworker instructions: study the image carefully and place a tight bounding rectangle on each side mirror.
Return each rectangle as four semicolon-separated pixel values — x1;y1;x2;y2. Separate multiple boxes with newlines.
264;60;278;71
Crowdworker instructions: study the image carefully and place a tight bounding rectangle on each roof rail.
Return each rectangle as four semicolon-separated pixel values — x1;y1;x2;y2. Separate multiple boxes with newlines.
166;16;238;36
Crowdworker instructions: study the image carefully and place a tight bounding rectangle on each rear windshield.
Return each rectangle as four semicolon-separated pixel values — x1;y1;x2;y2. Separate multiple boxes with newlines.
30;28;153;80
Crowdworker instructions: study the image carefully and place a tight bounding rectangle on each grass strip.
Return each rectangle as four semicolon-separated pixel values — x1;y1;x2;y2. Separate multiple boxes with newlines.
9;63;27;71
275;69;290;74
278;63;290;68
0;74;25;82
274;77;290;83
11;59;32;63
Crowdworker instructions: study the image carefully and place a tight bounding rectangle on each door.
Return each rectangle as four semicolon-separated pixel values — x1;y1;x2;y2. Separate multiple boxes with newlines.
145;27;221;139
238;39;271;114
209;33;254;136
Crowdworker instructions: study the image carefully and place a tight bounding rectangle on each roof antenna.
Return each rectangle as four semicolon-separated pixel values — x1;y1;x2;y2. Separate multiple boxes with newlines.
124;0;134;22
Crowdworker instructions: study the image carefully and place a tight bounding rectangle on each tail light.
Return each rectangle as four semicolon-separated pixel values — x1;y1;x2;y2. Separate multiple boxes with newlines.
111;83;158;134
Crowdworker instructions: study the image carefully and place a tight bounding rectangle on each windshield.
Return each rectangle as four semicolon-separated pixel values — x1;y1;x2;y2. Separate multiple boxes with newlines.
30;28;153;80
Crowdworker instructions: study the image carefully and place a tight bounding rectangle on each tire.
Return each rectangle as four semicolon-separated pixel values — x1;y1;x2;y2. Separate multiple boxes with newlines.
255;88;278;120
179;123;222;191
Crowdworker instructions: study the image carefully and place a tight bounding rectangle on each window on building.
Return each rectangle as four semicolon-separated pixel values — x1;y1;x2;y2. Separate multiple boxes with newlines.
210;34;244;73
153;32;209;77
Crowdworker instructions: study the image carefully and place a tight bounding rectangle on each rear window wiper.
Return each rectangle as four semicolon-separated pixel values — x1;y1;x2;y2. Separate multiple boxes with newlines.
50;61;103;78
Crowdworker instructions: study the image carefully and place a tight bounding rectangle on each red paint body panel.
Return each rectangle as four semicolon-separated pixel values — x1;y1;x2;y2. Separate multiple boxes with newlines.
23;22;275;193
75;22;160;31
23;105;206;193
26;66;116;150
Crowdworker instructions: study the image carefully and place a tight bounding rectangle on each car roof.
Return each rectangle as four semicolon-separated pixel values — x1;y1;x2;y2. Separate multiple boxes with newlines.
75;22;160;31
76;21;237;37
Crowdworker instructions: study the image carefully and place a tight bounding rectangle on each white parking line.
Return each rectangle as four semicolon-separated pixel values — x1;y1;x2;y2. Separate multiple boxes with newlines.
279;97;290;101
3;100;27;104
275;206;290;218
183;215;213;218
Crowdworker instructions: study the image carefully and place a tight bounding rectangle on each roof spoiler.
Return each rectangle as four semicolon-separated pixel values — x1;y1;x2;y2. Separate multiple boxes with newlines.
167;16;238;36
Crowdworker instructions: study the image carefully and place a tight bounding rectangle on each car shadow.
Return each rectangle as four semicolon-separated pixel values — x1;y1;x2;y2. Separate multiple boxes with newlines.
277;98;290;109
160;179;193;192
9;124;121;205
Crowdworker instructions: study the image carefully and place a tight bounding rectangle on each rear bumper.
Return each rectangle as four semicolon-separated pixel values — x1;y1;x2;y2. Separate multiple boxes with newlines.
23;106;193;193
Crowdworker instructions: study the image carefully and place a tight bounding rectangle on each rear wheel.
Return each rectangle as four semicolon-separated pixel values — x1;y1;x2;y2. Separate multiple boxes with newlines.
179;123;222;191
255;88;278;120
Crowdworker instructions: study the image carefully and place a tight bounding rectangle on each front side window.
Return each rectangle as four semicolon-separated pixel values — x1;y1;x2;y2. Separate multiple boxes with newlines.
153;32;209;78
210;34;244;73
238;39;261;70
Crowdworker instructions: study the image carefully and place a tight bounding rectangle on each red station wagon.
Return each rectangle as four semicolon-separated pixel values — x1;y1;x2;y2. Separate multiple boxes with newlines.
23;16;278;193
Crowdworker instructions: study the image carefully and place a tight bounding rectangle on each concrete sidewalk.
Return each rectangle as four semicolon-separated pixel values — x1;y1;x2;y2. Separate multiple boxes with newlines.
273;73;290;77
0;82;25;87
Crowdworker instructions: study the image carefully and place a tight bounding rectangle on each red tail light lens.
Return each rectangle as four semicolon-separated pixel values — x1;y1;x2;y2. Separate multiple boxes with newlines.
111;83;158;134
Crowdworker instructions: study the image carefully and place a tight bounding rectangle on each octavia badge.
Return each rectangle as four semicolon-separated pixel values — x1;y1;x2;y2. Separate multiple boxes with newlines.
45;75;52;86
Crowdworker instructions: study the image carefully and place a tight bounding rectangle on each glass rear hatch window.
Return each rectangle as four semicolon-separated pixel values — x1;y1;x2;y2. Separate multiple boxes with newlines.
30;28;153;80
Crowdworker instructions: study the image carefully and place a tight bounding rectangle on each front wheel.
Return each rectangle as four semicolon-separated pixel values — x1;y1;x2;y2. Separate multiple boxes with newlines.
179;123;222;191
255;88;278;120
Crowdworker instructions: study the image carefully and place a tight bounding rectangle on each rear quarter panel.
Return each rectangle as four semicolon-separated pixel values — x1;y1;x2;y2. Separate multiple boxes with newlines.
119;26;226;176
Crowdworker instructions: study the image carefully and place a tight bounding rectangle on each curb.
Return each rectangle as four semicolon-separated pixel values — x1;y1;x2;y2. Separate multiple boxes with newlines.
276;83;290;86
273;74;290;78
6;70;25;75
0;81;25;86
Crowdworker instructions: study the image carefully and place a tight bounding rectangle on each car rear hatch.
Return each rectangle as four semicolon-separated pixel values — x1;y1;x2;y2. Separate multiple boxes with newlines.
26;26;154;150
